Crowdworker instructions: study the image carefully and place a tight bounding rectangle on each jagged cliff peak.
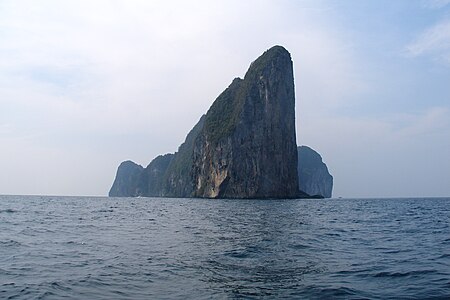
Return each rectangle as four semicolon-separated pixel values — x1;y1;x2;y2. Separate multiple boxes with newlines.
192;45;299;198
245;45;291;77
109;46;327;199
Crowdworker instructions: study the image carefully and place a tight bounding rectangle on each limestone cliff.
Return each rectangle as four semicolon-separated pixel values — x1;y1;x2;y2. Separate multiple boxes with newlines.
297;146;333;198
145;154;174;196
110;46;315;199
160;116;205;197
109;160;145;197
192;46;299;198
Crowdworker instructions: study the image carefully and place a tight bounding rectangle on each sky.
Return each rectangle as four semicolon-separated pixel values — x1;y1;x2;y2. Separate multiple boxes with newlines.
0;0;449;197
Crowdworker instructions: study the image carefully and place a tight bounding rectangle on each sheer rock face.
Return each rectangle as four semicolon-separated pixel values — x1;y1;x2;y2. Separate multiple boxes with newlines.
161;116;205;197
145;154;174;196
192;46;299;198
297;146;333;198
109;161;145;197
110;46;302;198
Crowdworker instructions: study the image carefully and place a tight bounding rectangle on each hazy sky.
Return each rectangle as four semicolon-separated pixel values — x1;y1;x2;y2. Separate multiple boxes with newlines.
1;0;449;197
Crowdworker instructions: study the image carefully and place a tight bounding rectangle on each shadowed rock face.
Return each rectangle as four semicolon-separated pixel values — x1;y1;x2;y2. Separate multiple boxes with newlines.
297;146;333;198
145;154;174;196
192;46;299;198
110;46;317;199
109;161;145;197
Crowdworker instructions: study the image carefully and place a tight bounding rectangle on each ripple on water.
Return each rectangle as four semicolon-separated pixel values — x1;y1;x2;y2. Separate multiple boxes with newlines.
372;269;438;278
0;195;449;299
0;240;22;247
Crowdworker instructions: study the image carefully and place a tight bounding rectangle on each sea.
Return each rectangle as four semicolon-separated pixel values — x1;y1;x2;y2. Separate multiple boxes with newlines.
0;195;448;299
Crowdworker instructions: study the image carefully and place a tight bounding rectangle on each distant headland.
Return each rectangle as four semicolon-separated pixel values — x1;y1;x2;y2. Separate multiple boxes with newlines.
109;46;332;199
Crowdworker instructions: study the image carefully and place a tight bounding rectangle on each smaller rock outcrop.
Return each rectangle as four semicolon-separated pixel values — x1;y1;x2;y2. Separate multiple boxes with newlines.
297;146;333;198
109;160;145;197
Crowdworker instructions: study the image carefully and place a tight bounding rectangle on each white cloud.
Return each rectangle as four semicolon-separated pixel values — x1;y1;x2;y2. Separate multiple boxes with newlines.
421;0;450;9
406;18;450;65
393;107;450;138
1;0;366;195
0;1;448;197
0;0;363;137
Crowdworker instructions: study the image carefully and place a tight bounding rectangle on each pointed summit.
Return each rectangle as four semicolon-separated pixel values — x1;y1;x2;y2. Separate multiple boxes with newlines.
192;45;299;198
110;46;305;199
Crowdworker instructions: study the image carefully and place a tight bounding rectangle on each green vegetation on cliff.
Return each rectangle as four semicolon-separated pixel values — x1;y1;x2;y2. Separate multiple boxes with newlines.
161;115;205;196
110;45;328;199
203;78;243;144
245;46;290;80
145;154;174;196
203;46;291;145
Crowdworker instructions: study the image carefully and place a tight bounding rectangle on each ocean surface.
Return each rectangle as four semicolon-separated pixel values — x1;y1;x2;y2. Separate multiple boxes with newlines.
0;196;449;299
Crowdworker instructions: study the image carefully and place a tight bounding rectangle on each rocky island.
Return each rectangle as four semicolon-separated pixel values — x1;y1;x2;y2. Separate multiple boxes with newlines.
109;46;333;198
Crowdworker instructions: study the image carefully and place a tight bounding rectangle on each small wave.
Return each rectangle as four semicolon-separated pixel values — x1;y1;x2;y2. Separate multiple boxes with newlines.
290;243;311;250
93;209;114;213
304;286;361;298
66;241;86;245
0;208;16;213
36;291;57;299
325;232;341;237
373;269;436;278
224;249;250;259
382;249;412;254
0;239;22;247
